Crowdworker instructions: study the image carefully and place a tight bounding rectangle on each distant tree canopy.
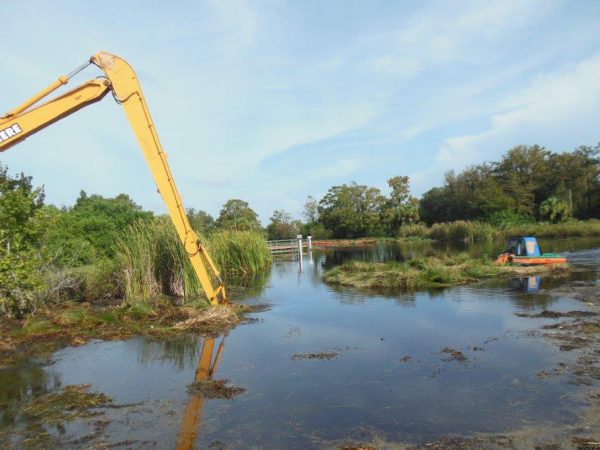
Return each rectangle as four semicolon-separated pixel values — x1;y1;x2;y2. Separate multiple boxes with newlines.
186;208;215;234
266;209;300;240
216;199;261;231
419;144;600;225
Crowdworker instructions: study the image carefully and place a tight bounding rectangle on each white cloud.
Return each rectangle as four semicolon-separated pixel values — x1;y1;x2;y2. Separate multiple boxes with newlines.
412;53;600;193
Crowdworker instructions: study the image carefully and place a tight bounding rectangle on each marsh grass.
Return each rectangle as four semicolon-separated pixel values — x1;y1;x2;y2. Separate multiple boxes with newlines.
323;254;569;290
117;218;271;303
397;219;600;242
505;219;600;238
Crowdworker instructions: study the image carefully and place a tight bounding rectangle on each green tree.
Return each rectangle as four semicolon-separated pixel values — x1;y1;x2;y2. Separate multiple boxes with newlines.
44;191;153;265
381;176;420;233
493;145;554;217
540;196;570;223
266;210;299;240
216;199;261;231
186;208;215;234
0;164;46;252
318;182;385;238
0;164;47;316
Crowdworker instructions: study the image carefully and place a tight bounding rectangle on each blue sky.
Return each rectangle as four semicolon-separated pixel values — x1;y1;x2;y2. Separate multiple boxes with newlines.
2;0;599;224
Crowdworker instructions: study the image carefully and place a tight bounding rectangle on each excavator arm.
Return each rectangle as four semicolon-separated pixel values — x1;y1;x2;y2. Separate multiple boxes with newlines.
0;52;226;305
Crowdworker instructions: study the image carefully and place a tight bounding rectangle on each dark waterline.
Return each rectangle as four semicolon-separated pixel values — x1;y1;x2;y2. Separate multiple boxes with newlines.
1;238;599;448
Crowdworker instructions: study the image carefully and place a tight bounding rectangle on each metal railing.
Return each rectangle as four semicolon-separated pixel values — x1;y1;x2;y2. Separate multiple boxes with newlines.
267;235;312;257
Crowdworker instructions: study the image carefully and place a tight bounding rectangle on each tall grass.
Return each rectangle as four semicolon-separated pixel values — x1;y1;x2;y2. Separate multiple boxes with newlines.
504;219;600;238
429;221;497;242
205;229;272;276
397;219;600;242
117;218;271;302
398;221;497;242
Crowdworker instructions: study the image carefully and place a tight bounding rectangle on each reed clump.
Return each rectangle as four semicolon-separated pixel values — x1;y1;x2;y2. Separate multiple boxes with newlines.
397;219;600;242
117;218;271;303
323;254;568;290
397;221;497;242
504;219;600;238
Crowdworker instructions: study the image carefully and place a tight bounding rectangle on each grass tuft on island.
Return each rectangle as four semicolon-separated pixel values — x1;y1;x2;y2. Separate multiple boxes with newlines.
323;254;569;290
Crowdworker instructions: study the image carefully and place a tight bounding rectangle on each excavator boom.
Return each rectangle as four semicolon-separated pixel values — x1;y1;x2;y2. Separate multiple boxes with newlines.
0;52;226;305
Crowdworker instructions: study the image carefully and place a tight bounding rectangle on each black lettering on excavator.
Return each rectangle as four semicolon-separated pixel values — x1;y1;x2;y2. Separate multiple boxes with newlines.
0;124;22;142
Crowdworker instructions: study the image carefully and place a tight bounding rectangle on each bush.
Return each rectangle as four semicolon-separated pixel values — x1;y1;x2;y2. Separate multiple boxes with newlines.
0;249;45;317
42;260;121;304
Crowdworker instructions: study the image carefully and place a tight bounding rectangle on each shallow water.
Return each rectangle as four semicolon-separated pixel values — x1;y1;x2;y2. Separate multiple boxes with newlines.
2;238;600;449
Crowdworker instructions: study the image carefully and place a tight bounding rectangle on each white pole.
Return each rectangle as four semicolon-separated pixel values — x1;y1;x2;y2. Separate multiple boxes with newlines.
297;234;304;272
307;235;312;251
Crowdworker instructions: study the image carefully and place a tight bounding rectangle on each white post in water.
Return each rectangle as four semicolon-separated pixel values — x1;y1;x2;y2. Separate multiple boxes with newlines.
297;234;304;272
307;235;313;266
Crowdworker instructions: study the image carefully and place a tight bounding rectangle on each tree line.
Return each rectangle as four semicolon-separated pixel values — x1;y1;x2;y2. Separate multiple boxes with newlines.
263;143;600;239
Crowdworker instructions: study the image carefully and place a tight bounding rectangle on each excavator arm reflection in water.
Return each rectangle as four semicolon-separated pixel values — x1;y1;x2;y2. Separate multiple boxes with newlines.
176;336;226;450
0;52;226;305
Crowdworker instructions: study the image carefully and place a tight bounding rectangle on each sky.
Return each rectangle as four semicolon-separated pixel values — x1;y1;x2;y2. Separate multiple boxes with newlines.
2;0;600;224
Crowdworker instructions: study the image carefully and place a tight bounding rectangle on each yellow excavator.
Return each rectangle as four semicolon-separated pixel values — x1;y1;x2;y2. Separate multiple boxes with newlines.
0;52;226;305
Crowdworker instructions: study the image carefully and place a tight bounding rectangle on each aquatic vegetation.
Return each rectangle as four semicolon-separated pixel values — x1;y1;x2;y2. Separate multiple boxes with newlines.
505;219;600;238
323;254;569;290
396;219;600;243
430;221;496;242
187;379;245;399
117;218;271;302
206;229;272;276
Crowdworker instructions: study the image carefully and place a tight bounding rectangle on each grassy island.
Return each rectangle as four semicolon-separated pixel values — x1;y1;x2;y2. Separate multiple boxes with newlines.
322;254;568;290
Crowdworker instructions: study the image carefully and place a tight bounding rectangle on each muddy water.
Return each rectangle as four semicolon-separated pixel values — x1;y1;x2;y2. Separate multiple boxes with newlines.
2;238;600;448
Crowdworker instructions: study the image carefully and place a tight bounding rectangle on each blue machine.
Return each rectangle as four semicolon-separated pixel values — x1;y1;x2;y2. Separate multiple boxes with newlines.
506;236;541;257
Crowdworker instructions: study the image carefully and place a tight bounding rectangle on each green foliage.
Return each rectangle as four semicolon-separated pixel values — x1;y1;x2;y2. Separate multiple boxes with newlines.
486;210;531;229
505;219;600;238
187;208;216;234
0;164;46;251
0;248;45;317
117;218;271;303
419;143;600;224
266;210;299;240
0;165;48;317
380;176;420;234
44;191;153;266
216;199;261;231
397;223;430;239
206;229;272;276
429;221;496;243
318;182;386;238
302;195;319;224
540;197;571;223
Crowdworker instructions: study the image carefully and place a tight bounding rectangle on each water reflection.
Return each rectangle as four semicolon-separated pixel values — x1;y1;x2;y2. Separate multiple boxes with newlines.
0;359;59;428
509;276;542;292
176;336;226;450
